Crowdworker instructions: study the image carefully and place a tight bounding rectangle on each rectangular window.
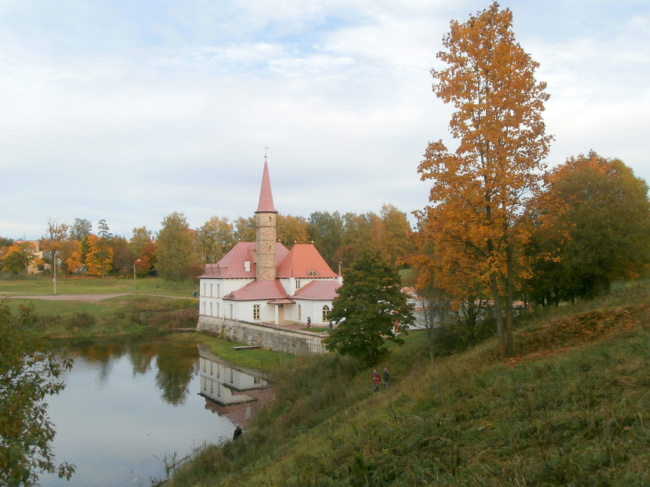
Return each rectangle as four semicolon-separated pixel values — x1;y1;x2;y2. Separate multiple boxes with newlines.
296;280;301;290
253;304;260;320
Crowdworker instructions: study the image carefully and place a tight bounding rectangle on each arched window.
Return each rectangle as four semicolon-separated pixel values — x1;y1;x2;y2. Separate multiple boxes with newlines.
308;270;319;276
297;304;302;320
322;305;330;322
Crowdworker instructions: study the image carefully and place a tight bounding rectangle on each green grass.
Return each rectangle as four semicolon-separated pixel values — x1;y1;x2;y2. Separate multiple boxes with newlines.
0;275;197;297
2;295;200;338
165;332;295;374
169;282;650;486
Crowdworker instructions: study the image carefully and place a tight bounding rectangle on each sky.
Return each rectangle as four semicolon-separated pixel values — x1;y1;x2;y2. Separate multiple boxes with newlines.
1;0;648;240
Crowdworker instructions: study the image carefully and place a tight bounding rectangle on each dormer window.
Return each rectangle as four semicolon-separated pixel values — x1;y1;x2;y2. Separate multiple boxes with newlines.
244;261;251;272
308;270;318;276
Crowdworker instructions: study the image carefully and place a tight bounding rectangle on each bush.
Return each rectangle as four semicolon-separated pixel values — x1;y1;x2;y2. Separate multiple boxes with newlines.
66;312;96;330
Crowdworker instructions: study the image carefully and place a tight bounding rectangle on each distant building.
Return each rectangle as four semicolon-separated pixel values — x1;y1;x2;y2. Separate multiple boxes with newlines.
198;160;342;327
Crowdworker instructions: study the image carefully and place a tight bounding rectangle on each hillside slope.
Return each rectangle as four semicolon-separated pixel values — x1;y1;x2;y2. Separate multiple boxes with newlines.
171;297;650;486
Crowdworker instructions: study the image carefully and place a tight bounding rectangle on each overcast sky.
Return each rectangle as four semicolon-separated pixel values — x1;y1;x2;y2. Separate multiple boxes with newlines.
1;0;648;240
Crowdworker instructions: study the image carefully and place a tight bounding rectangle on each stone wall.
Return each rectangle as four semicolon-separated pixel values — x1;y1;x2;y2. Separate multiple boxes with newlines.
197;316;326;355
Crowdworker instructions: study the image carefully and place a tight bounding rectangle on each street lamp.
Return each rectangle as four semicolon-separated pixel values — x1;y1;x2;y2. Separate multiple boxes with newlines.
133;258;142;294
52;250;57;295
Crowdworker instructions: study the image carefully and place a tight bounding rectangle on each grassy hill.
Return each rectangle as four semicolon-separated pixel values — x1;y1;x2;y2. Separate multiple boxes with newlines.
170;284;649;486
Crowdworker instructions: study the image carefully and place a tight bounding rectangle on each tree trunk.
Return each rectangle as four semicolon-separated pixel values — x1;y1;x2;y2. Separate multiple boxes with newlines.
505;245;514;357
489;272;506;358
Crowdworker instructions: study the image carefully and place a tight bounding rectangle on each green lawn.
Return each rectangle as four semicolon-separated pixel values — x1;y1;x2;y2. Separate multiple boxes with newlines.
0;275;197;297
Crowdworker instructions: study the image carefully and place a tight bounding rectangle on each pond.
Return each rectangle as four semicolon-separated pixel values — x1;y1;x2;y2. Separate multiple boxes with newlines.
39;338;271;487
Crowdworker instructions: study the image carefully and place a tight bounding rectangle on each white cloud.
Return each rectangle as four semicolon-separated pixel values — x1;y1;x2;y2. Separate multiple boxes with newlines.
1;0;649;239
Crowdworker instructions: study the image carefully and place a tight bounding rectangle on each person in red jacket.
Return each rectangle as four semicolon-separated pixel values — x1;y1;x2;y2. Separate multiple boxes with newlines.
372;369;381;393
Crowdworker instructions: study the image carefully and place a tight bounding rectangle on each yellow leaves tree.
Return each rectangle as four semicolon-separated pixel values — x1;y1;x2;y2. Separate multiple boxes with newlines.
277;214;309;247
85;235;113;278
417;2;552;357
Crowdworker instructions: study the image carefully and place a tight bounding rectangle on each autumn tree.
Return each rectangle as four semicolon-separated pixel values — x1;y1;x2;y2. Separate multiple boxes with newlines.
2;243;35;278
68;218;92;241
324;248;414;366
0;237;14;247
528;152;650;301
0;301;75;485
198;216;236;263
130;227;156;276
307;211;344;269
59;239;82;275
64;249;83;276
381;204;413;266
233;216;256;242
40;219;69;275
156;212;199;284
277;214;309;247
111;236;135;276
85;235;114;278
417;2;552;357
335;212;374;269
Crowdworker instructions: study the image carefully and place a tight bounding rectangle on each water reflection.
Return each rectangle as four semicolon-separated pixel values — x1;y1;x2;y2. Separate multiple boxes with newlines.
198;345;273;427
156;343;198;405
64;340;198;404
40;338;270;487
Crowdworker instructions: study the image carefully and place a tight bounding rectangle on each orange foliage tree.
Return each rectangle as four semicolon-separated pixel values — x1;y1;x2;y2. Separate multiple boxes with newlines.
527;151;650;302
85;235;114;278
416;2;552;357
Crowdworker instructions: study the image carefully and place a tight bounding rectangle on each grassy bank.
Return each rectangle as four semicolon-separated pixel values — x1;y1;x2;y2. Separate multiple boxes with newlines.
0;274;197;297
167;333;295;374
3;295;199;338
169;283;650;486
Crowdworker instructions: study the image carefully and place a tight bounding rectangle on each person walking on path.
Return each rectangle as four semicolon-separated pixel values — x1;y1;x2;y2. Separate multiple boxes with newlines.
233;424;242;440
383;367;390;389
372;369;381;393
307;316;312;328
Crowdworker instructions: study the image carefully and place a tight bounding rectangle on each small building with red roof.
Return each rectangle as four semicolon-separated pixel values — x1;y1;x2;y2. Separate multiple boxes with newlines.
198;159;342;327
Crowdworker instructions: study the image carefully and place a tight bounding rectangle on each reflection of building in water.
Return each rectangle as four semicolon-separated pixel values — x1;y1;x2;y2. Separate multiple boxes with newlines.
198;345;273;428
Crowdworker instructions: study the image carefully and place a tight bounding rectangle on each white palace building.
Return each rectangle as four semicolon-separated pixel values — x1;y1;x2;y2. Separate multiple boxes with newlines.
197;160;342;346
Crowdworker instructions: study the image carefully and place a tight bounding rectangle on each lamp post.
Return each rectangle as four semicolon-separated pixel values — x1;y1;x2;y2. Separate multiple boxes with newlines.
52;250;57;295
133;258;141;294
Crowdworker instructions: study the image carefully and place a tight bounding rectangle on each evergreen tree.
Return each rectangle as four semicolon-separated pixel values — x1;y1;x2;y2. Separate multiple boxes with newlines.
325;248;414;366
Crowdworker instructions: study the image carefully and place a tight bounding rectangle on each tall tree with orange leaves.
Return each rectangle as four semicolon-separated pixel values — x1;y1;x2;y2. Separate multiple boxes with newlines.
417;2;552;357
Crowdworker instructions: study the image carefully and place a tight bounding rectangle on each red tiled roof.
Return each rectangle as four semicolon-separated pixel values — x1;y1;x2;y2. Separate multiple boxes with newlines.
293;280;341;301
200;242;289;279
276;244;337;278
255;161;277;213
224;279;288;301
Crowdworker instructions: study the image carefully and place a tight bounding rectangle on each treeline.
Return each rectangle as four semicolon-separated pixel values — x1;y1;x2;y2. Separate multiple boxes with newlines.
409;151;650;361
0;204;413;283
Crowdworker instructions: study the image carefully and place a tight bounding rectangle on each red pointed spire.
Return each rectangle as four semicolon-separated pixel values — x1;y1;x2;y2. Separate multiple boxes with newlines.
255;160;277;213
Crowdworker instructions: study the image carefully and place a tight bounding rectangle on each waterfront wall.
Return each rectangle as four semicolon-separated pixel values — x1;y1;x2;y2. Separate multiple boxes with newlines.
197;316;326;355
